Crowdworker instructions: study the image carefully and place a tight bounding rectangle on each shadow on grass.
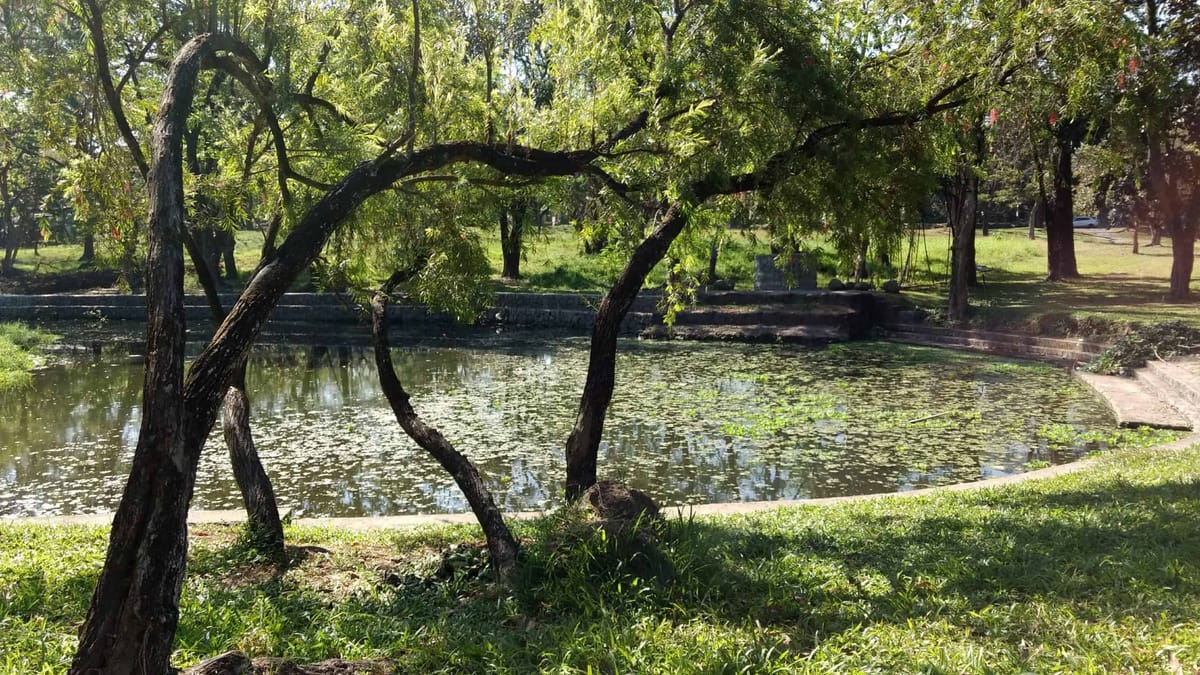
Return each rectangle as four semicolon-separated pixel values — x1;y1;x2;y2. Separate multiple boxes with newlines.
150;471;1200;669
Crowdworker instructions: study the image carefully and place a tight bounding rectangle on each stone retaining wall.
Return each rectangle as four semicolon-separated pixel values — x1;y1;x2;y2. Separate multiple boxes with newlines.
882;323;1108;364
0;292;662;334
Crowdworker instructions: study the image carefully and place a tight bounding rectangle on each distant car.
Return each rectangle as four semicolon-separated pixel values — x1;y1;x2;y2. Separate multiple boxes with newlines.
1072;215;1099;228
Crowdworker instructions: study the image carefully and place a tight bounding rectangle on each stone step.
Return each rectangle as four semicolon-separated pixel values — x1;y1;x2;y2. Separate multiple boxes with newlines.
1135;362;1200;427
1074;370;1193;430
883;329;1098;364
641;323;847;344
1142;359;1200;413
696;289;872;308
885;324;1107;356
672;305;856;327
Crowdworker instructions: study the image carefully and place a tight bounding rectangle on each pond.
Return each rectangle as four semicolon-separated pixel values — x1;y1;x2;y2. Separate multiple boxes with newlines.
0;332;1120;517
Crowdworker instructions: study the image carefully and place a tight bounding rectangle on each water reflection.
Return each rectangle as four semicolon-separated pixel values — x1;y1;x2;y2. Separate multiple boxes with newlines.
0;337;1115;517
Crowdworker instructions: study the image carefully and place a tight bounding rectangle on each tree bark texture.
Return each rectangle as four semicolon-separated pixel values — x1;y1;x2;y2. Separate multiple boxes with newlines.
70;33;227;675
945;166;978;322
563;203;689;500
1045;134;1079;280
1169;230;1195;302
223;363;285;553
370;286;519;581
499;201;524;280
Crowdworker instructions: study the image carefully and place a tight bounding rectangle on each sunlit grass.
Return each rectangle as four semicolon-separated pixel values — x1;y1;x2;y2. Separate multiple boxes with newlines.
0;323;54;392
4;440;1200;672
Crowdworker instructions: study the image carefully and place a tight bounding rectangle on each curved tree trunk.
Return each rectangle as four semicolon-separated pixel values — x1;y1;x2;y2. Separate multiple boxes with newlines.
371;283;519;582
70;34;217;675
564;203;688;500
182;145;285;561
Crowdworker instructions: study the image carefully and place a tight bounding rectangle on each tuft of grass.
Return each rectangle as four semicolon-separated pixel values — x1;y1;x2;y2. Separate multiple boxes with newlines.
0;323;54;392
4;441;1200;672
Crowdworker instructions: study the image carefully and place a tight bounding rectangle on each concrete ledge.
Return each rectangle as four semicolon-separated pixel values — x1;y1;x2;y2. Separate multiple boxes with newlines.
0;292;660;333
1075;370;1192;430
883;324;1107;364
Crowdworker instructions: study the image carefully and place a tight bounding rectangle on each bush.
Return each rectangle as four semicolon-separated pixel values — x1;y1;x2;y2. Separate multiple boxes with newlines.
1086;320;1200;375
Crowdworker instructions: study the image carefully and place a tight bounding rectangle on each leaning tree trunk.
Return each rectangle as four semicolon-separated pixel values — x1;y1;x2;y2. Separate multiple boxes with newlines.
223;362;284;553
1045;136;1079;281
564;203;689;500
70;34;219;675
1168;228;1195;302
182;186;284;561
371;282;519;581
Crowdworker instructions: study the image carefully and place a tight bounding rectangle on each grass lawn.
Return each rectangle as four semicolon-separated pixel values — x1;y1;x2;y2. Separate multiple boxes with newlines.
4;440;1200;673
478;225;771;293
901;227;1199;332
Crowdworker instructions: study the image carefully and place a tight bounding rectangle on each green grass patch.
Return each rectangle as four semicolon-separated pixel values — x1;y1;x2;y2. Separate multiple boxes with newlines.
4;440;1200;672
0;323;54;392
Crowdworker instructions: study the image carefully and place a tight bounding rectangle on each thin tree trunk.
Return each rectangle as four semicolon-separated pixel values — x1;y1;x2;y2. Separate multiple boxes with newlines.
946;169;978;322
219;229;238;279
371;282;519;582
80;232;96;266
223;362;284;553
499;201;523;280
1095;174;1113;229
706;237;720;283
564;203;688;500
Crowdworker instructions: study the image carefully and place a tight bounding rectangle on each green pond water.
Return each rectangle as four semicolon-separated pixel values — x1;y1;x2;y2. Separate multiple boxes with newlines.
0;334;1121;517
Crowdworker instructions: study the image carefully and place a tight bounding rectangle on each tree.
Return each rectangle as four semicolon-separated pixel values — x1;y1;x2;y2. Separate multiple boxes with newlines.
1129;0;1199;300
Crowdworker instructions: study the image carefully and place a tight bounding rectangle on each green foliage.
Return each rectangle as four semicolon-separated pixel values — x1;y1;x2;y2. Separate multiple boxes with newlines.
1087;321;1200;375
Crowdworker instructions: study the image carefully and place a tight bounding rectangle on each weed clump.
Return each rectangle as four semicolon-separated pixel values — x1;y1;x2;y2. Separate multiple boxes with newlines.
1086;320;1200;375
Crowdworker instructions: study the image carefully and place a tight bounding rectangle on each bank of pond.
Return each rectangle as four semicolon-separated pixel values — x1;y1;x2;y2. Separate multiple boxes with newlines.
0;332;1172;519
